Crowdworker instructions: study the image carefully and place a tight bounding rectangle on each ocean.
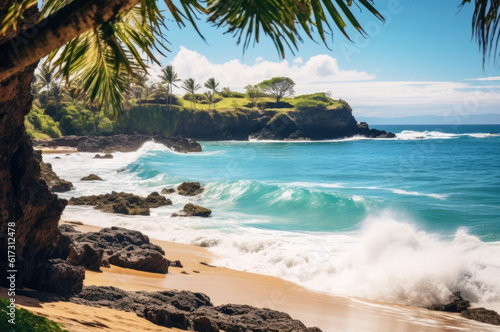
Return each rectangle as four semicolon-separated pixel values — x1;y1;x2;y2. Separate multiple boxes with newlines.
49;124;500;311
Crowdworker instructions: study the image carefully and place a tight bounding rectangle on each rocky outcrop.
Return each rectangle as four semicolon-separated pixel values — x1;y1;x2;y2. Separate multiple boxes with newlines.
38;157;74;192
0;1;82;297
356;122;396;138
73;133;202;153
251;113;300;140
172;204;212;217
80;174;103;181
461;308;500;325
60;226;169;274
161;188;176;194
177;182;204;196
429;291;500;326
68;191;172;216
93;153;113;159
428;291;470;313
70;286;321;332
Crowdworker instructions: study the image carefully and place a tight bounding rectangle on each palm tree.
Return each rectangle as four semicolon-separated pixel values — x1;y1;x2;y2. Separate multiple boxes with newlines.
159;65;181;106
182;78;201;109
204;91;215;111
35;62;55;97
204;77;219;110
149;83;169;105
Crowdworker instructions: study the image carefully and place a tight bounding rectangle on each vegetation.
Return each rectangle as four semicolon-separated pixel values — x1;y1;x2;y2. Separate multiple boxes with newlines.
0;297;68;331
258;77;296;103
182;78;202;109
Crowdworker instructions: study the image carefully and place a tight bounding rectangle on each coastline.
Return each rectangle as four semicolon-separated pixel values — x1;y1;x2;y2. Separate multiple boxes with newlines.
15;220;495;332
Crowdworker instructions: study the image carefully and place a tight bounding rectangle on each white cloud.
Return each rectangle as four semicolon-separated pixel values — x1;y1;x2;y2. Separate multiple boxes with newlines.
293;57;303;64
255;57;264;63
168;46;374;91
467;76;500;81
147;47;500;117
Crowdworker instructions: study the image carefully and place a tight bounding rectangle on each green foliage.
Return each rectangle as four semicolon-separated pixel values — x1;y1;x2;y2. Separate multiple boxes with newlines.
294;100;328;111
183;93;206;102
294;92;334;104
58;104;97;135
25;107;62;138
258;77;295;102
117;105;183;135
0;297;68;331
230;92;246;98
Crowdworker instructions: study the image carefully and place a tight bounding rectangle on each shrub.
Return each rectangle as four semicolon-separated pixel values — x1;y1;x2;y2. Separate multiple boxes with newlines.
25;107;62;138
58;104;95;135
258;101;294;109
183;93;205;102
294;92;334;104
230;92;245;98
295;100;328;111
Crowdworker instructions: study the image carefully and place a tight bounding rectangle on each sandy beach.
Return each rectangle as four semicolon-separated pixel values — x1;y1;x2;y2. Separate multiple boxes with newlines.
6;221;497;332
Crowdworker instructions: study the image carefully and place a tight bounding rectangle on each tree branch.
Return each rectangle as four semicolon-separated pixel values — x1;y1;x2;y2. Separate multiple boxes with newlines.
0;0;139;82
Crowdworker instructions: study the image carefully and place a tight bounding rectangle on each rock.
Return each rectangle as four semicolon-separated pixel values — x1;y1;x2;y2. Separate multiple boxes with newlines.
68;191;172;216
251;113;299;140
117;168;126;173
54;156;61;159
39;161;74;192
80;174;103;181
0;7;81;298
286;130;310;141
67;242;104;271
32;259;85;296
161;188;176;194
490;132;498;135
61;226;169;274
170;260;183;268
93;153;114;159
356;122;396;139
70;286;319;332
109;247;169;274
74;134;202;153
428;291;470;313
172;203;212;217
461;308;500;325
177;182;204;196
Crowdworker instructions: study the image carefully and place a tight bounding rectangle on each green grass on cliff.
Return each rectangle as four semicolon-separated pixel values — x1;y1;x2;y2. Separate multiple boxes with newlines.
0;297;68;332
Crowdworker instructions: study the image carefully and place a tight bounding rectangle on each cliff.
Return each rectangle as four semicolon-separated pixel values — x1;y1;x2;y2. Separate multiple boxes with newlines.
117;105;394;141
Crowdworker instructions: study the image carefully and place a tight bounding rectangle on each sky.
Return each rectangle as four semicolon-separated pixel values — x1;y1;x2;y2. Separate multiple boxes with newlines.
147;0;500;118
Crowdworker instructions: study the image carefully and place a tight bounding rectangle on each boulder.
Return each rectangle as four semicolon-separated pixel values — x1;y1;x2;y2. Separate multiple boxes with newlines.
68;191;172;216
67;242;104;272
32;259;85;296
177;182;204;196
80;174;103;181
60;226;169;274
172;203;212;217
461;308;500;325
161;188;176;194
93;153;114;159
39;161;73;192
428;291;470;313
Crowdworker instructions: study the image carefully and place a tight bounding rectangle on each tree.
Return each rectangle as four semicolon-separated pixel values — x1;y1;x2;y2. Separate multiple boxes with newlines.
204;91;215;110
258;77;295;103
159;65;181;106
204;77;219;109
182;78;201;109
35;62;55;95
149;83;169;105
245;84;263;109
221;87;232;98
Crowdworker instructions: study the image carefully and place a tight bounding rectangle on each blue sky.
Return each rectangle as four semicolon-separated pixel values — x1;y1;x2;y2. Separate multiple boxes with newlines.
149;0;500;118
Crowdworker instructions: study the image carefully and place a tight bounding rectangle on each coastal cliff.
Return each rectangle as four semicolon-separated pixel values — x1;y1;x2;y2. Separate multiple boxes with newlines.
116;104;394;141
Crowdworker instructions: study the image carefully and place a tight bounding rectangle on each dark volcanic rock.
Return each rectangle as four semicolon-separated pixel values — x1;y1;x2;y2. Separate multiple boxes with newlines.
75;134;202;153
428;291;470;313
93;153;114;159
177;182;204;196
80;174;103;181
68;191;172;216
161;188;176;194
70;286;320;332
0;4;82;298
356;122;396;138
251;113;299;140
32;259;85;296
461;308;500;325
67;242;104;271
60;226;169;274
39;159;74;192
172;204;212;217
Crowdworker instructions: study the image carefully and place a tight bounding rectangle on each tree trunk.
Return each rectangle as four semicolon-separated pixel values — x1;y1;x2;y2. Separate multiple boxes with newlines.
0;1;84;296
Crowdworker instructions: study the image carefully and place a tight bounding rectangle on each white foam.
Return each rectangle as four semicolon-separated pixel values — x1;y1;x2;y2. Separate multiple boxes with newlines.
396;130;498;140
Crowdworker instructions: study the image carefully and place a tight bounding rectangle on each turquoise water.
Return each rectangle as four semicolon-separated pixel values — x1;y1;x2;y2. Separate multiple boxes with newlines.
130;125;500;240
55;125;500;311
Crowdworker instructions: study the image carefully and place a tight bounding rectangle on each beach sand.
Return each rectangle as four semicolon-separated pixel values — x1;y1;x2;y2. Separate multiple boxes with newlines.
8;221;496;332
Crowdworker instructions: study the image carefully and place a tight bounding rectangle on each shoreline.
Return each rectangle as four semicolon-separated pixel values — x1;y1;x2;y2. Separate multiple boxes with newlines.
16;220;495;332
